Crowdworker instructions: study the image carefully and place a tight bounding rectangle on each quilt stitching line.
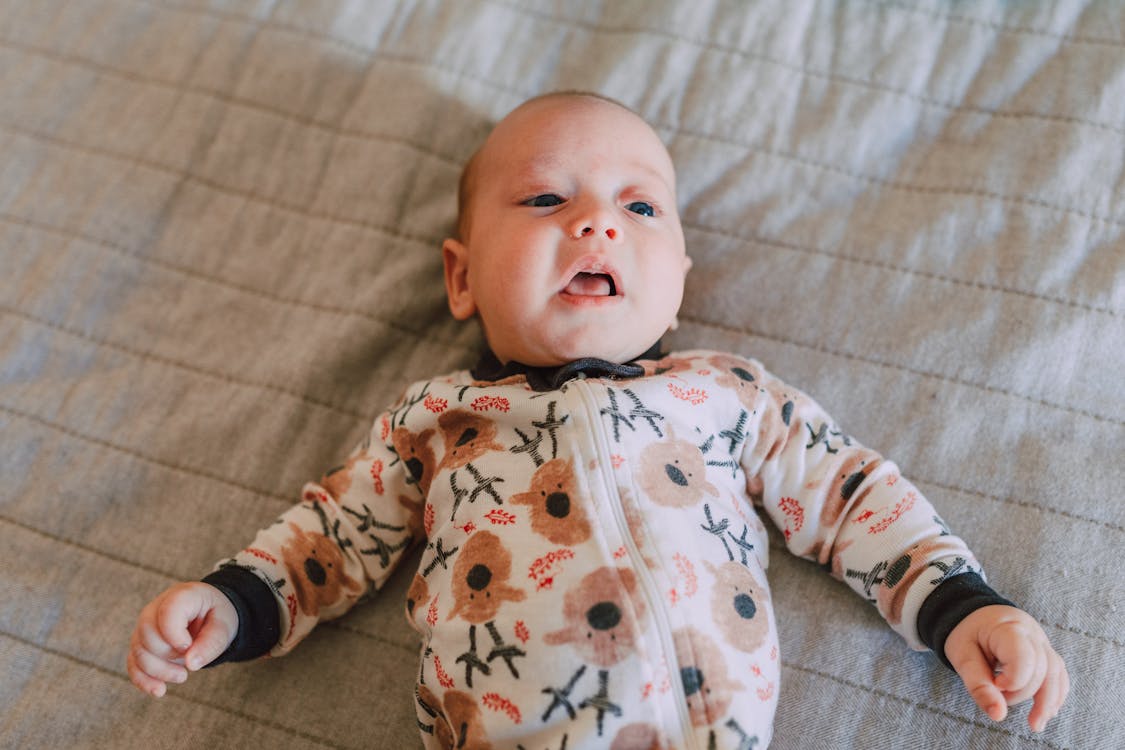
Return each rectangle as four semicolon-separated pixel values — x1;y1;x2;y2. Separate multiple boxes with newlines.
873;0;1125;48
783;662;1067;748
670;125;1125;232
683;222;1121;319
678;314;1125;429
0;629;355;750
0;118;441;247
0;212;469;352
2;120;1118;321
0;34;464;165
914;478;1125;537
2;206;1116;426
0;402;295;506
6;35;1125;234
477;0;1125;137
0;303;374;423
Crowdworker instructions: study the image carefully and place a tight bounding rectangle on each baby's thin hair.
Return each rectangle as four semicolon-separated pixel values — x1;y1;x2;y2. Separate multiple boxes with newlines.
455;91;637;241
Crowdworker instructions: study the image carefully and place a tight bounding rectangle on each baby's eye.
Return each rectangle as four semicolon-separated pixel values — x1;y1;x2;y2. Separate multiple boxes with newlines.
523;194;564;207
626;201;655;217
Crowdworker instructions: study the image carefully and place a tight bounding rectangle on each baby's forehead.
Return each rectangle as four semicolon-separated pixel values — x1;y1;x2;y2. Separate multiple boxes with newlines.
482;102;672;179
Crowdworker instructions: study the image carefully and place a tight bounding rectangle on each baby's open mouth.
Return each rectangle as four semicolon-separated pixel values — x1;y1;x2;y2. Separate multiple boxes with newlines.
564;272;617;296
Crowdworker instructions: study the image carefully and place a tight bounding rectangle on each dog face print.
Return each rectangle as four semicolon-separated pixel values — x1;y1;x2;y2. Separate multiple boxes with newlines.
708;354;763;412
508;458;591;546
280;522;363;617
637;436;719;508
673;626;746;727
417;685;493;750
447;531;525;624
392;427;438;496
438;410;505;471
705;561;771;654
877;536;970;625
544;566;649;668
820;450;882;527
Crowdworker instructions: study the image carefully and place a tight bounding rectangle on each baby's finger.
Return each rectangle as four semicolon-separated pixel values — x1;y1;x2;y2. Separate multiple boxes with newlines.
184;612;234;671
136;619;178;660
134;643;189;686
126;647;169;698
1001;639;1048;706
989;624;1037;693
1028;651;1066;732
155;591;199;653
952;644;1007;721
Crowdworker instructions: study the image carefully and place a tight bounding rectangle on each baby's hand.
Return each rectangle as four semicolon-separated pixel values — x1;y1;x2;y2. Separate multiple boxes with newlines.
126;582;238;698
945;604;1069;733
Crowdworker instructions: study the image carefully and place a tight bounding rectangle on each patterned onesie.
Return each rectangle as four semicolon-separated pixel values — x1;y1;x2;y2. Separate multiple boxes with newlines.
204;350;1006;750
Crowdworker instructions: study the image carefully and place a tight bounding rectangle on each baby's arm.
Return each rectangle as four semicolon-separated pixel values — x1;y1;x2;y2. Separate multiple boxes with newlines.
126;582;238;697
945;605;1070;733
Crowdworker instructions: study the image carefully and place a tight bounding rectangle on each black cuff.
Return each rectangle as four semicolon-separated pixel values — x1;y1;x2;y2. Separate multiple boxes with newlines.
916;572;1018;670
200;566;282;667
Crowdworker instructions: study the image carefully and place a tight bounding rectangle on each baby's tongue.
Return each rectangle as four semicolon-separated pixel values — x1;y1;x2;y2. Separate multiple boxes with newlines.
565;272;611;296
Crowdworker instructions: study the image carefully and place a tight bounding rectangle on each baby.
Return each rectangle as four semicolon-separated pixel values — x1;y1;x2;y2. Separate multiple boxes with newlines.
128;92;1068;749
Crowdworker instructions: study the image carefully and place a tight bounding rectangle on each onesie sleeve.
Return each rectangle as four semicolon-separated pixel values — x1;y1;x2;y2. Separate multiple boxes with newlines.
204;402;427;658
729;355;992;651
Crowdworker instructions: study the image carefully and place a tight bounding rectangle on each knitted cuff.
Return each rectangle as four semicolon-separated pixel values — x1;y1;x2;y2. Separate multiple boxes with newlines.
200;566;281;667
916;571;1018;670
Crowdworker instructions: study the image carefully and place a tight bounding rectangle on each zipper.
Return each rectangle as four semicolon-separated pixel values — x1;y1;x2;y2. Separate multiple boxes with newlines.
569;378;700;750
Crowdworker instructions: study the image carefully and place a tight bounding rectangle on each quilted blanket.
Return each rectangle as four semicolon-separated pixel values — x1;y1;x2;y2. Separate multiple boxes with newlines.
1;1;1121;748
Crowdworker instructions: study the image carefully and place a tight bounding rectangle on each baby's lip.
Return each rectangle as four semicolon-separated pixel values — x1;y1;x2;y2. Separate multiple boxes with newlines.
559;257;623;298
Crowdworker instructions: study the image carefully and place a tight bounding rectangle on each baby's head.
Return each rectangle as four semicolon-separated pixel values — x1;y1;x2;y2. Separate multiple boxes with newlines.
443;92;691;367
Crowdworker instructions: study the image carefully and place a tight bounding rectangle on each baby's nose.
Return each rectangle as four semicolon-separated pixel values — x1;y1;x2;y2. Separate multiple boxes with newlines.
578;226;617;240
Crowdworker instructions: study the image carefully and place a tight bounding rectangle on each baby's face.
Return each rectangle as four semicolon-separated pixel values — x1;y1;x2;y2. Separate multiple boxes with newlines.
443;96;690;367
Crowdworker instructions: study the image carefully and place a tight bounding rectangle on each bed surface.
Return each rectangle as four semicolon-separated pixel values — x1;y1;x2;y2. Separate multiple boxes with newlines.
2;1;1122;748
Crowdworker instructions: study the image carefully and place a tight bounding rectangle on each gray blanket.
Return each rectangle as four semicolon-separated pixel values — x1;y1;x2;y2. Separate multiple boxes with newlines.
2;1;1121;748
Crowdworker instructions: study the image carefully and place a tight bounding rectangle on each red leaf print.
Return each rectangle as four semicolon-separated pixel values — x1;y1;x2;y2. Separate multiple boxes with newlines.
460;522;477;535
528;548;574;590
245;547;278;564
424;394;448;413
612;546;627;559
370;459;384;495
667;383;708;405
868;491;917;534
426;594;439;627
424;503;435;536
757;682;775;701
610;454;625;469
380;415;390;442
434;654;454;688
673;553;698;597
286;593;298;638
514;620;530;644
470;396;510;412
778;496;804;534
485;509;516;525
482;693;522;724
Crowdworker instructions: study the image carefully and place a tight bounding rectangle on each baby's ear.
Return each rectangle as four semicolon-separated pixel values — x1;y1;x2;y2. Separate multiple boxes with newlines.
683;255;693;275
442;238;476;320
